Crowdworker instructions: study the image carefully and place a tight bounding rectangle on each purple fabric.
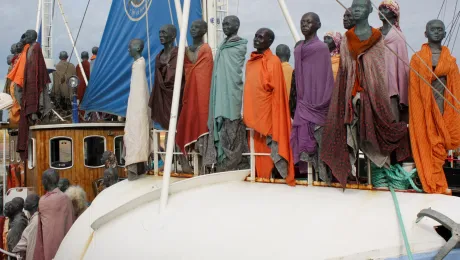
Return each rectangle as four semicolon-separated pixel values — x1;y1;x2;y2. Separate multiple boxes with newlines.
290;36;334;163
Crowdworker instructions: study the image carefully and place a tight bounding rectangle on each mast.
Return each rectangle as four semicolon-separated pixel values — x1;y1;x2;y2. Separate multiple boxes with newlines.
206;0;217;55
42;0;56;70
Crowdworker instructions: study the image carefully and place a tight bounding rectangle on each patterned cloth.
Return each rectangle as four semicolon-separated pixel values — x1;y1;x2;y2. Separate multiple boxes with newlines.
379;0;401;30
324;31;343;56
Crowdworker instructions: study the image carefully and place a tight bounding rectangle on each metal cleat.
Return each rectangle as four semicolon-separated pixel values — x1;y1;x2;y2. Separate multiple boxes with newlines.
416;208;460;260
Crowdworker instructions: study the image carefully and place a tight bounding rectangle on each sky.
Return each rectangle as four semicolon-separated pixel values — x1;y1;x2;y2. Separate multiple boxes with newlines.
0;0;459;89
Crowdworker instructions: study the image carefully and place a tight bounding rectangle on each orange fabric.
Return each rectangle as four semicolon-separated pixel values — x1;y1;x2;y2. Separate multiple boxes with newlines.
409;44;460;194
281;62;293;96
345;28;382;96
90;55;96;61
331;55;340;81
243;49;295;186
7;44;30;88
8;82;20;126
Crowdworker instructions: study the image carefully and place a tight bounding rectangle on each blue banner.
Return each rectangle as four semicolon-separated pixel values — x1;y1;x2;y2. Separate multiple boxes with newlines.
81;0;202;116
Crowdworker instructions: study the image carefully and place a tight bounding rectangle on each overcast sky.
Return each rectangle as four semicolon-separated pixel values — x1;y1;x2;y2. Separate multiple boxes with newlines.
1;0;459;89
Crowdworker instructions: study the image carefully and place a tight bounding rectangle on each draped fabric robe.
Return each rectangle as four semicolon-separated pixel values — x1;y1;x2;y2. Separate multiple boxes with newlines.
33;188;74;260
331;55;340;81
18;43;50;160
52;60;76;103
7;46;30;126
207;38;248;168
13;212;38;260
149;47;185;129
281;62;293;96
243;49;295;186
76;60;90;118
384;27;410;106
176;44;213;153
321;30;410;188
124;57;151;167
409;44;460;194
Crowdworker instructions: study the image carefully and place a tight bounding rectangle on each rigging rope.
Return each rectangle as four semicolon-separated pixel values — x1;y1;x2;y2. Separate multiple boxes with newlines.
371;164;423;260
438;0;447;19
67;0;91;65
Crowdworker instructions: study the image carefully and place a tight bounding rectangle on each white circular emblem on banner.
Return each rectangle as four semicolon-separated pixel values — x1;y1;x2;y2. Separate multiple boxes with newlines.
124;0;152;21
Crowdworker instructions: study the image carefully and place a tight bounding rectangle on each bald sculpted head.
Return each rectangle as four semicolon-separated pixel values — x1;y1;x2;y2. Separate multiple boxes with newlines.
425;19;446;44
128;38;144;60
254;28;275;53
222;15;240;37
276;44;291;63
301;12;321;39
159;24;177;46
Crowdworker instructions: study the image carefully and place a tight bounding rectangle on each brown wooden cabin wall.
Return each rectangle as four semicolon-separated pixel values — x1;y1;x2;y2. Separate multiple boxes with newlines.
29;127;126;201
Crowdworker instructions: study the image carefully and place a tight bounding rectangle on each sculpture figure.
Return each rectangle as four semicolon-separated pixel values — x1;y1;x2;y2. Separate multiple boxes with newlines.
343;8;356;30
175;20;214;174
324;31;343;80
321;0;409;188
124;39;151;180
379;0;409;122
17;30;51;160
57;178;70;192
206;15;249;172
33;169;74;260
12;194;40;260
291;13;334;184
149;24;184;129
52;51;76;113
243;28;295;185
90;46;98;73
409;19;460;194
7;41;27;125
76;51;91;120
276;44;293;96
4;198;28;254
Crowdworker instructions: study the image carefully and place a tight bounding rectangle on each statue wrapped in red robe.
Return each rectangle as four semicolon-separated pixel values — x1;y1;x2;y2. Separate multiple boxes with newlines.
76;51;91;120
18;30;50;160
176;20;214;161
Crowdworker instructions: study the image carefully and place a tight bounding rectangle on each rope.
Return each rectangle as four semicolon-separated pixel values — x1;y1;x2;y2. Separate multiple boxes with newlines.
371;164;423;192
371;164;422;260
67;0;91;67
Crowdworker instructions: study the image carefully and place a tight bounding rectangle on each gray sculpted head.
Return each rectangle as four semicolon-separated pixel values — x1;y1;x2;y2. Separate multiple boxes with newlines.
81;51;90;61
254;28;275;53
351;0;373;22
159;24;177;46
10;44;17;55
343;8;356;30
16;42;24;53
190;20;208;40
103;168;119;188
24;30;38;44
59;51;69;61
58;178;70;192
42;168;60;192
24;194;40;213
92;46;99;55
275;44;291;63
20;34;26;45
128;38;144;60
301;12;321;38
324;36;336;52
222;15;240;37
7;55;14;66
425;19;446;44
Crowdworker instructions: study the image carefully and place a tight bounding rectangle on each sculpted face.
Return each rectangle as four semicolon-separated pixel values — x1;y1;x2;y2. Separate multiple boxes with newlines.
425;20;446;44
324;36;336;52
16;42;24;53
4;202;13;218
190;20;207;39
159;25;176;45
222;16;240;37
81;51;90;60
10;44;16;55
128;39;144;58
351;0;372;22
7;55;13;66
300;13;321;37
59;51;69;60
378;6;396;21
24;30;38;44
343;9;356;30
92;46;99;55
58;178;70;192
253;28;274;52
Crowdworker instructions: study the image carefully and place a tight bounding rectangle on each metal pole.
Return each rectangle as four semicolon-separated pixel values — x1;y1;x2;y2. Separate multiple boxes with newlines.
3;130;6;211
56;0;88;86
160;0;191;213
174;0;188;46
277;0;301;43
35;0;42;33
207;0;217;55
72;88;79;123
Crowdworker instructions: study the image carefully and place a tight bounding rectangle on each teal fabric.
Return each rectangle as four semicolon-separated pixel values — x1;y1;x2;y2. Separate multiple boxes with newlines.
207;38;248;162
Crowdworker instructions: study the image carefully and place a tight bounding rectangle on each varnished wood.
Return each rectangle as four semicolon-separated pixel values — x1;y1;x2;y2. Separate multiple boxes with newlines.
29;126;125;201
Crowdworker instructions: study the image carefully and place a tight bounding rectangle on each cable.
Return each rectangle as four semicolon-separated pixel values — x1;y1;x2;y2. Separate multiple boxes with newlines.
67;0;92;65
236;0;240;16
438;0;447;19
451;19;460;53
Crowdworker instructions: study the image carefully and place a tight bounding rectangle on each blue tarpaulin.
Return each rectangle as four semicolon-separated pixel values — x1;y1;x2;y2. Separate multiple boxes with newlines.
80;0;202;116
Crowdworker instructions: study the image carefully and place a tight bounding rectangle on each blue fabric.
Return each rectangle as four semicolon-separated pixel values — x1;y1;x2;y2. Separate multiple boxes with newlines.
385;248;460;260
80;0;202;116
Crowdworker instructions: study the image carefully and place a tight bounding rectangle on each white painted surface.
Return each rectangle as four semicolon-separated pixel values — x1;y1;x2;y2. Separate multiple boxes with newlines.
56;174;460;260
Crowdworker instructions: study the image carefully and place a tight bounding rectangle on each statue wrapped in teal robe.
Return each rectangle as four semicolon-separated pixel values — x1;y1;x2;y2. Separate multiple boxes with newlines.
204;37;249;172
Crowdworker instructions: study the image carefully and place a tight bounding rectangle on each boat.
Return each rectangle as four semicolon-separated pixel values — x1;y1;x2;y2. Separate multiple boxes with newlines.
2;0;460;259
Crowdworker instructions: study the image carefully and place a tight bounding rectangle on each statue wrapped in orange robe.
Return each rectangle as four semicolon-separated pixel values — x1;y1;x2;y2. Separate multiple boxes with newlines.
409;43;460;194
243;31;295;186
7;43;29;126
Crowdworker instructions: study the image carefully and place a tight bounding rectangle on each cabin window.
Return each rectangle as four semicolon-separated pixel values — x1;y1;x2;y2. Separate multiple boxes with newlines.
84;136;106;168
114;136;125;167
50;137;73;169
28;138;36;169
